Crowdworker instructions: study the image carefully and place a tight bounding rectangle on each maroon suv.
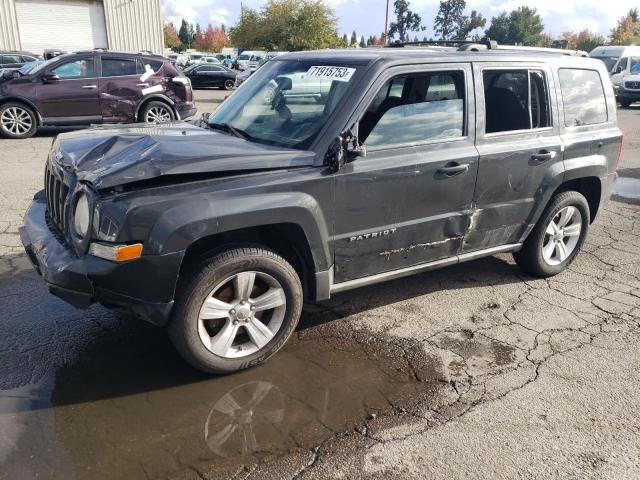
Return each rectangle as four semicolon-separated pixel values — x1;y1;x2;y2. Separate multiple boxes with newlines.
0;50;195;139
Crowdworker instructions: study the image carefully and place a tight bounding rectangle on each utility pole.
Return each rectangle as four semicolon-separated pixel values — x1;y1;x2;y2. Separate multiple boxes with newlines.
384;0;390;45
384;0;389;45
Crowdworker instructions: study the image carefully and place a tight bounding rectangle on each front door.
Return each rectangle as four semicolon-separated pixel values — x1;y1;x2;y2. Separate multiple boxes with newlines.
333;64;478;282
466;63;564;252
37;55;101;123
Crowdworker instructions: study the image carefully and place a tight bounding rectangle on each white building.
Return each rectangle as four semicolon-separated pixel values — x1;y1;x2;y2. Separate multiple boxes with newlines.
0;0;164;56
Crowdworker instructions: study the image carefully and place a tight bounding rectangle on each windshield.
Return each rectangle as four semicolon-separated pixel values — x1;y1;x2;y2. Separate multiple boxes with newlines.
183;64;197;73
238;54;250;60
592;56;619;72
209;60;359;149
19;60;43;74
191;54;202;60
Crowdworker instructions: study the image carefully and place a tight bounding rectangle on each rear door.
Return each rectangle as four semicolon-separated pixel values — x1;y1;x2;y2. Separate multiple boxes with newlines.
333;63;478;282
98;56;143;122
467;63;563;252
36;55;101;123
98;56;164;123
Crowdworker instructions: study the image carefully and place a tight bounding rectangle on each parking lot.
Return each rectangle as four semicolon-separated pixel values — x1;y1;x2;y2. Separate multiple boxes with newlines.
1;88;640;479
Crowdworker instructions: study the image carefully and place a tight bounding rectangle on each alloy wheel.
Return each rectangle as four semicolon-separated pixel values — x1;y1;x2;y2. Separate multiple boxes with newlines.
1;106;32;136
198;271;286;358
145;106;172;123
542;206;582;266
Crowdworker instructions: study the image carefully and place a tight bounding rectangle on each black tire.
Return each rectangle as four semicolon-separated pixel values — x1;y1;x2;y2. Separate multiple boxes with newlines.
0;102;37;139
513;191;590;278
224;79;235;90
168;247;303;374
620;100;633;108
140;101;175;124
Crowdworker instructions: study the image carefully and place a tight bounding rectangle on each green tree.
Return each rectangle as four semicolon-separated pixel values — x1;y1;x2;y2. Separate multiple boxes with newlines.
229;0;342;51
629;8;640;22
507;7;544;45
164;22;183;52
178;19;192;49
434;0;466;40
486;7;544;46
576;30;605;52
360;35;366;48
485;12;510;43
388;0;424;42
456;10;486;40
351;30;358;46
610;13;640;45
228;7;265;49
342;33;349;45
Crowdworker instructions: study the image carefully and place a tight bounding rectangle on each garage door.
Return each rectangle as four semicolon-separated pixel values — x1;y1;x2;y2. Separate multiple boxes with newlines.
15;0;108;55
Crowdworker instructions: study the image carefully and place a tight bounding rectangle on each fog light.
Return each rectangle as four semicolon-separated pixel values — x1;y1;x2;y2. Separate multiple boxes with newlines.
89;243;143;262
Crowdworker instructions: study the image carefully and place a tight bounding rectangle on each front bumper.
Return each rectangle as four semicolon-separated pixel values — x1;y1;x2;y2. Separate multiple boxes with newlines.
617;87;640;102
20;195;184;325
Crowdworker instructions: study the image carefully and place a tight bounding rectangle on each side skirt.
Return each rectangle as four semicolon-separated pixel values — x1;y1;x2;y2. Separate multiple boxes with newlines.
327;243;522;296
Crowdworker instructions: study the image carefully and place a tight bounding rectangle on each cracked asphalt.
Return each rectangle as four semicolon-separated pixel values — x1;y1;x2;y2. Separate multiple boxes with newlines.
1;91;640;480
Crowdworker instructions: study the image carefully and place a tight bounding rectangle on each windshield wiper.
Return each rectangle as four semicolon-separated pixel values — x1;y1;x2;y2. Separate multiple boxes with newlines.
209;122;251;140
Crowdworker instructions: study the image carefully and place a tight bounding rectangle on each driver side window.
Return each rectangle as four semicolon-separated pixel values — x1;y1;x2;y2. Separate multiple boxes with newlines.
359;71;466;147
52;58;95;79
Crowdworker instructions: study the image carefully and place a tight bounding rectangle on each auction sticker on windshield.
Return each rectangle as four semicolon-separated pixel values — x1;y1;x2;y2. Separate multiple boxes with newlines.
305;66;356;82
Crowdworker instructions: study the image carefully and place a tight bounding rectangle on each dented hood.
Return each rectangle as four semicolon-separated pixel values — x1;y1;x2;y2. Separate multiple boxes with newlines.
51;121;316;190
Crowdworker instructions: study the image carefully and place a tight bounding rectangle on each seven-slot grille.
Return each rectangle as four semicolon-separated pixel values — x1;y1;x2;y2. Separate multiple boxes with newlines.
44;161;70;235
625;81;640;90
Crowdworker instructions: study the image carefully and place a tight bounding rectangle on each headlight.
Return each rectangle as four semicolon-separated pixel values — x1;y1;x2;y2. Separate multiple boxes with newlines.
73;193;90;238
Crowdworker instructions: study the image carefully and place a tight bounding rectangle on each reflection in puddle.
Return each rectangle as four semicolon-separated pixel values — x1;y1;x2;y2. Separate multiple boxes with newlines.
614;177;640;201
0;333;432;479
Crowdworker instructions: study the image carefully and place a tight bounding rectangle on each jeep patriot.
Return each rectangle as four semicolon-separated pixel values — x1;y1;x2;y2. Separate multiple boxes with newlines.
20;44;622;373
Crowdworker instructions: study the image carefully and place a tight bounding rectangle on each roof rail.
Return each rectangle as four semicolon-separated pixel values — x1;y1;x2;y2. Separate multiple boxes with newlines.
387;38;588;57
388;39;498;50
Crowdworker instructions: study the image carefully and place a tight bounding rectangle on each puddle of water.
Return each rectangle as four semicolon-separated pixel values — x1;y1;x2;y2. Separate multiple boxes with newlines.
0;333;432;479
614;177;640;201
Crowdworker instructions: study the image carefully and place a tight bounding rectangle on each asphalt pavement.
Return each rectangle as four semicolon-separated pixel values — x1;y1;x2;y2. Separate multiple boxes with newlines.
1;89;640;479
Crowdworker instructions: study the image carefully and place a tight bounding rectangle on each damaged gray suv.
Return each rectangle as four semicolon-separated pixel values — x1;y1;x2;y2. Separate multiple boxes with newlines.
21;43;622;373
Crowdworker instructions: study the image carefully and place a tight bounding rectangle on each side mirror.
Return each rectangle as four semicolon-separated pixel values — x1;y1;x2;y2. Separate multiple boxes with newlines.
41;73;60;83
325;131;366;171
275;76;292;91
616;66;623;74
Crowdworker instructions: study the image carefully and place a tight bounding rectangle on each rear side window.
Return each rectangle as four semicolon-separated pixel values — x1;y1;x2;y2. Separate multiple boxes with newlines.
483;69;551;134
136;59;164;74
2;55;22;64
101;58;137;77
558;69;608;127
359;71;466;147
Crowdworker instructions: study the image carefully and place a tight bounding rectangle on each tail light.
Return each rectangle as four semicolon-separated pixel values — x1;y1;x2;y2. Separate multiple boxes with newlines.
616;133;624;171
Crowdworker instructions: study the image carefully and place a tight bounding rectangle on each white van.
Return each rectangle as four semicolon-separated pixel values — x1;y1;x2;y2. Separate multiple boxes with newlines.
590;46;640;92
236;50;266;71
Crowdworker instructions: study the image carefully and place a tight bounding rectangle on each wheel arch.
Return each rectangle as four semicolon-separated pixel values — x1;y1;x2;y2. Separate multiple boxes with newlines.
178;223;317;301
0;96;42;125
552;176;602;223
135;94;178;121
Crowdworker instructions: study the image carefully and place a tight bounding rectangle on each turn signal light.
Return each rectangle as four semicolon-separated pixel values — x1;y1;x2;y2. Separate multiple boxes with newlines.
89;243;143;262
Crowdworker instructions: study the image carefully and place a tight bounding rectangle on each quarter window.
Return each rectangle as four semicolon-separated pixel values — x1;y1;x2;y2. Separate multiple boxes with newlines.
483;70;551;134
52;58;95;79
101;58;137;77
359;71;465;147
558;69;608;127
2;55;22;64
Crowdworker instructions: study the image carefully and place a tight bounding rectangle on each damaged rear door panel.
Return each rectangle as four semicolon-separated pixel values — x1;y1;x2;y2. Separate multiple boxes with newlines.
465;62;565;252
333;63;479;282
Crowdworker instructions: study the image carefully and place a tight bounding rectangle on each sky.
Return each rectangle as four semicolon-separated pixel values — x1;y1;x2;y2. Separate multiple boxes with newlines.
161;0;639;41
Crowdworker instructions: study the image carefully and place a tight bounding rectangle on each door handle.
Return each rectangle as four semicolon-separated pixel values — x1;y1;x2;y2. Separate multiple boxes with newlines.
597;140;604;148
81;85;97;89
531;150;557;163
436;163;470;177
136;83;149;87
